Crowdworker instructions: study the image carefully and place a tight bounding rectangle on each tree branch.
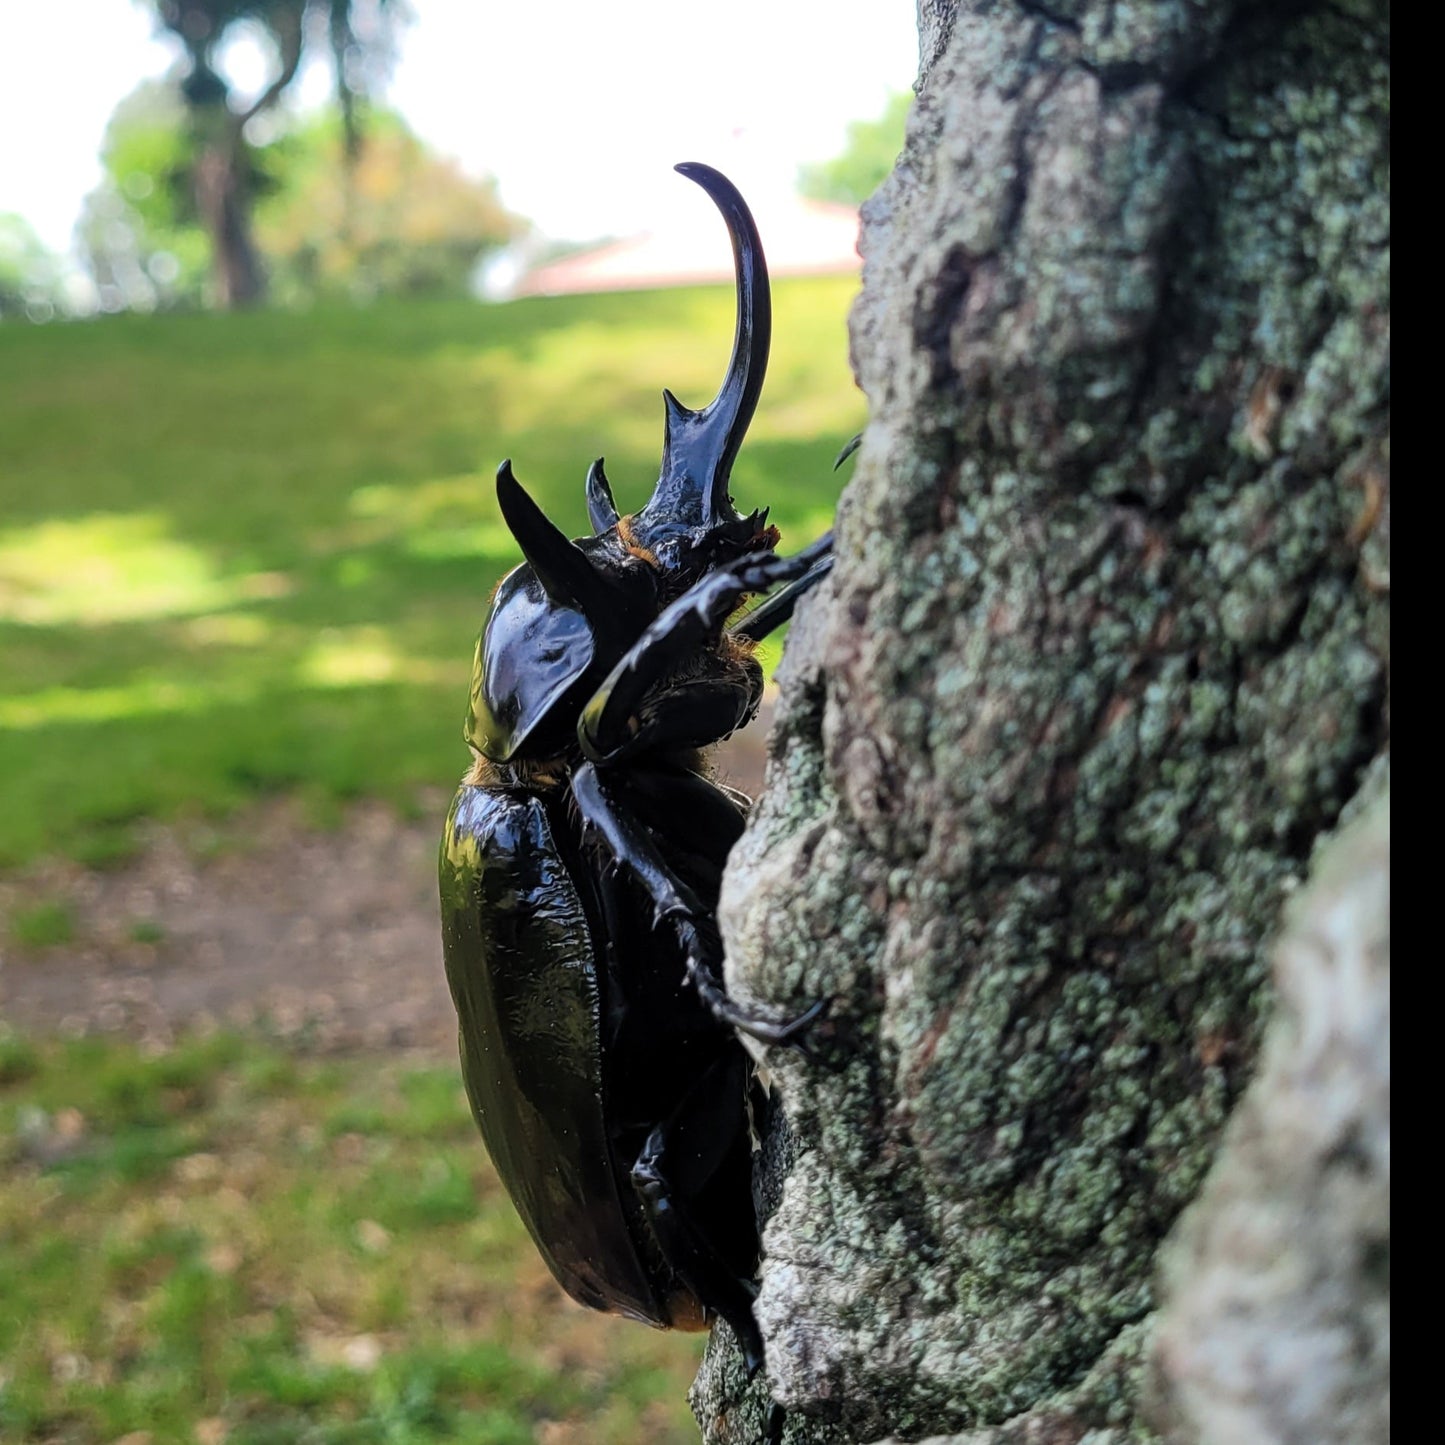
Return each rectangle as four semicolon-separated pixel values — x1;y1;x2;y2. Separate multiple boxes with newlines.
237;3;306;129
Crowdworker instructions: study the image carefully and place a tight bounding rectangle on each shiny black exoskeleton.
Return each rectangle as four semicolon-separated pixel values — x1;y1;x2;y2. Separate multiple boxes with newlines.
439;164;834;1404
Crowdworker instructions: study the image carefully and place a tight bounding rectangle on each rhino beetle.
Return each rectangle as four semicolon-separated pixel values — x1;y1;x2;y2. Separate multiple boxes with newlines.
439;163;839;1436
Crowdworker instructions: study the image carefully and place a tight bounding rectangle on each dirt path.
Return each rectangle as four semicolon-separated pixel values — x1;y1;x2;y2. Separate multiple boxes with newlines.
0;710;773;1052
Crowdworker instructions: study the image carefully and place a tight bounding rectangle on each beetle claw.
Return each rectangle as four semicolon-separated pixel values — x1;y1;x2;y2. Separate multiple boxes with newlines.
776;996;831;1062
731;995;830;1059
833;431;863;471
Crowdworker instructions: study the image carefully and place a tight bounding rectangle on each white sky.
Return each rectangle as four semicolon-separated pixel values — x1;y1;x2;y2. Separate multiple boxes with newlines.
0;1;920;257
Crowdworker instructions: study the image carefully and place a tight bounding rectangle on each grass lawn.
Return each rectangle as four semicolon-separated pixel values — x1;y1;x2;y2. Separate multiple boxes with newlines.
0;1031;707;1443
0;280;863;869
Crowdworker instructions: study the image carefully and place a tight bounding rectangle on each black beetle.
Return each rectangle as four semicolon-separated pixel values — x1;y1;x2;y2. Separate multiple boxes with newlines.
439;163;836;1425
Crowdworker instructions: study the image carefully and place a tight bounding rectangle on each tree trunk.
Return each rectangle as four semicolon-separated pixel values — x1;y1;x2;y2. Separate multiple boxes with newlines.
192;105;266;310
183;83;268;310
693;1;1389;1441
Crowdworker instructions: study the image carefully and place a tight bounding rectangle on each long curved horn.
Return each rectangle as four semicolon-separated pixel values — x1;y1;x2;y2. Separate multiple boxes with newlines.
637;163;771;530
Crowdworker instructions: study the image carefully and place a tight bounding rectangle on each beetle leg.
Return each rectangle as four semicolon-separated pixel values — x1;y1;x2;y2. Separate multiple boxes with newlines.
725;435;853;644
593;676;765;769
630;1051;768;1377
616;763;750;855
684;954;827;1052
573;763;824;1050
763;1401;786;1445
728;545;835;643
727;435;855;644
579;535;833;762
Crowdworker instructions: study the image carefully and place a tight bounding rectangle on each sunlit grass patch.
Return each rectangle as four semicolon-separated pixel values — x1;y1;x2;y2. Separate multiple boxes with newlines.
0;1034;705;1443
0;513;222;626
298;626;454;689
0;513;292;627
346;476;527;565
0;677;259;730
0;279;864;868
183;611;275;647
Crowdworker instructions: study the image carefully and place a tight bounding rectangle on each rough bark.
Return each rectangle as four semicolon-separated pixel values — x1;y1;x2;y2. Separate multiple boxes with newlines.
692;1;1389;1441
1146;783;1389;1445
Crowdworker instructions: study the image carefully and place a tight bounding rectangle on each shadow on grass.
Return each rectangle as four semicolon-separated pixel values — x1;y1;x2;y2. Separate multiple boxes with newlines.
0;280;864;868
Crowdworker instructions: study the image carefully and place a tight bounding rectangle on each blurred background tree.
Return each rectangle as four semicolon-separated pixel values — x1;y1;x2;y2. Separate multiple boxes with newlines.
77;79;213;311
146;0;408;308
255;110;519;303
0;215;66;322
798;90;911;207
77;78;517;311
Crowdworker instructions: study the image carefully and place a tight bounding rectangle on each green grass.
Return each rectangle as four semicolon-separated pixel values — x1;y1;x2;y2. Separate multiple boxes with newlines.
0;281;864;867
7;897;76;948
0;1032;707;1443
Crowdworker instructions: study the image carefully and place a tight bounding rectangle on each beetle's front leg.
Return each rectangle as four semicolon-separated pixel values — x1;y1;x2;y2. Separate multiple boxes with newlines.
579;534;832;763
572;763;824;1049
728;547;834;643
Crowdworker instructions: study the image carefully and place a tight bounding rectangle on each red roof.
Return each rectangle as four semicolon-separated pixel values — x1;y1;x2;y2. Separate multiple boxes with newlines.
516;194;860;297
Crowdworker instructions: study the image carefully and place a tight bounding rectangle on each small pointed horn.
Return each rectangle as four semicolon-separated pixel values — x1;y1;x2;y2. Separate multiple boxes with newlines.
496;460;615;617
638;163;771;530
585;458;619;534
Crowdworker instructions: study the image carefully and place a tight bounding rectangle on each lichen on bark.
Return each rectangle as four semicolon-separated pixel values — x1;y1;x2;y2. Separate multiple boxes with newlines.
1145;783;1390;1445
693;1;1389;1441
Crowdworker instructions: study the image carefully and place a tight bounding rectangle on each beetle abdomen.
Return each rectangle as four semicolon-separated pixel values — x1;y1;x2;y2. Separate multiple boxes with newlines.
440;785;668;1325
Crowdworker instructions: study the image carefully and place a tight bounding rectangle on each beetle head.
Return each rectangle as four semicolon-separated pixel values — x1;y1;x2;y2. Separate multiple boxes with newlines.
468;165;777;763
469;461;660;762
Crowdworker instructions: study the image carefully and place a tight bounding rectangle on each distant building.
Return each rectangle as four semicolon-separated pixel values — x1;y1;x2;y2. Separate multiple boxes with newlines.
508;193;861;298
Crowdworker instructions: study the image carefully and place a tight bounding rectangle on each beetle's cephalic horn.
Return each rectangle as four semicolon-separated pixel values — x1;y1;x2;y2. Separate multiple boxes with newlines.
496;460;616;618
585;458;620;534
635;163;771;533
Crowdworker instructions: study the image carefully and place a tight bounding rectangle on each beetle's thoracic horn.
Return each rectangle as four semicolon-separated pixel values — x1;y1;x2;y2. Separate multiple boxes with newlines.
585;458;620;534
496;460;617;617
636;162;771;532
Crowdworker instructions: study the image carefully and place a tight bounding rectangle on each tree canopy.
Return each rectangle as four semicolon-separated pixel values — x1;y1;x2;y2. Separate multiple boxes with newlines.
146;0;407;306
79;79;217;310
80;82;518;310
798;91;912;208
255;111;519;303
0;215;65;322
